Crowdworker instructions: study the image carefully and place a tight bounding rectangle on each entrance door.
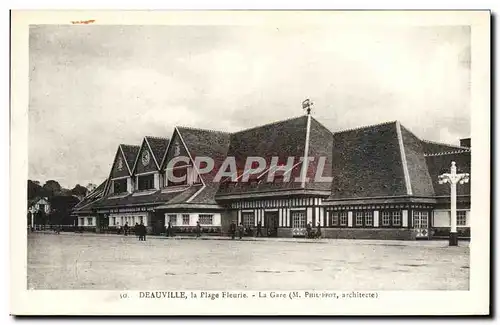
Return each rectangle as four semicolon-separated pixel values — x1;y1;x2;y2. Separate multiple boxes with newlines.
265;211;279;237
413;210;429;238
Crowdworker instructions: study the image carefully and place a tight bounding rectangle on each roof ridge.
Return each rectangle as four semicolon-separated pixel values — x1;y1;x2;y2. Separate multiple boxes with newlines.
232;115;307;135
145;136;170;141
177;126;232;135
424;149;471;157
333;120;398;135
119;144;140;149
421;139;470;150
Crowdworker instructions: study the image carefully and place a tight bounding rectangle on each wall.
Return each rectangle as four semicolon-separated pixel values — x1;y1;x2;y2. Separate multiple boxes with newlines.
109;212;149;227
78;216;96;227
433;209;470;227
164;212;222;227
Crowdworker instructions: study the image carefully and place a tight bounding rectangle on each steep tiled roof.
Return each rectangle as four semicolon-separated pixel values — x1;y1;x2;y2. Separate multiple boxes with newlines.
176;127;232;183
425;151;471;197
190;183;220;204
327;121;407;200
145;136;170;169
166;185;203;204
399;125;435;197
422;140;470;154
73;180;107;212
216;115;309;197
120;144;140;173
304;117;334;192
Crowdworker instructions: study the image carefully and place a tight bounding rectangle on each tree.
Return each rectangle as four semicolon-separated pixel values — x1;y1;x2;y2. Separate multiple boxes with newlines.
71;184;88;199
43;180;62;196
86;183;97;193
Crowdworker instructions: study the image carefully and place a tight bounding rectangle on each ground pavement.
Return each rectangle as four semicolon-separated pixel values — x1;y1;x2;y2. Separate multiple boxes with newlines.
27;232;469;290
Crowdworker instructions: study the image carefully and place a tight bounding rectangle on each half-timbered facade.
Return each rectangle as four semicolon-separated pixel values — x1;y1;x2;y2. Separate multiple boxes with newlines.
73;114;471;240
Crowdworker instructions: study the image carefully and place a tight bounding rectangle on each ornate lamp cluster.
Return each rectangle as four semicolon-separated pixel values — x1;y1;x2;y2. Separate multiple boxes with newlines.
438;161;470;246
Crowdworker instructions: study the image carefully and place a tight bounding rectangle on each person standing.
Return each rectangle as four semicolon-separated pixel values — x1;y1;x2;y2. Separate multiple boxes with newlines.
306;222;312;238
230;220;236;240
196;221;201;238
124;222;129;236
141;222;147;241
134;222;139;239
256;220;262;237
316;222;322;239
238;222;244;240
167;221;172;237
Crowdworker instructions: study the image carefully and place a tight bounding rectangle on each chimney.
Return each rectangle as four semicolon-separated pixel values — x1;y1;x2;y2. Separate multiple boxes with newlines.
460;138;471;148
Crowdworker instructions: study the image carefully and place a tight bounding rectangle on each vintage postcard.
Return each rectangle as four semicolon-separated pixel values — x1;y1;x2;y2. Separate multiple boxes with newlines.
10;10;490;315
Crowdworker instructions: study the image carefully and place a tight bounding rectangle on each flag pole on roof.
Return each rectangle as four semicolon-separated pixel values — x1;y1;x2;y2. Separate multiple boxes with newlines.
302;98;313;115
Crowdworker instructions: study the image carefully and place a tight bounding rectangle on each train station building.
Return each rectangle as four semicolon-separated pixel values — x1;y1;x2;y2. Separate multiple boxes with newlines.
72;113;471;240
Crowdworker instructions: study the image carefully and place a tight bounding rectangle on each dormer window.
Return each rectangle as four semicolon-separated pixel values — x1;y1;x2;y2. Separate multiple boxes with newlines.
113;178;127;194
137;174;154;191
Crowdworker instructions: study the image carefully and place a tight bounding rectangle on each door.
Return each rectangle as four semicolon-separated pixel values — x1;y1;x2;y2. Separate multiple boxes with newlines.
413;210;429;238
265;211;279;237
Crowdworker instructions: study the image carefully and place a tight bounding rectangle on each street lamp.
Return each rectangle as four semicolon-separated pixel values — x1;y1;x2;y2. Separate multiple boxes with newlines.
438;161;470;246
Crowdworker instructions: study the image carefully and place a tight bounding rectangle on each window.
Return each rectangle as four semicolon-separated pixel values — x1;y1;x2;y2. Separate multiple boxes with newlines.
330;212;339;226
137;174;154;190
392;210;401;226
199;214;213;225
113;178;127;193
364;211;373;227
413;210;429;228
355;212;363;226
291;210;306;228
330;211;347;227
182;214;190;225
242;212;255;228
339;212;348;226
382;211;391;226
111;217;116;225
87;217;93;226
457;211;467;226
168;215;177;226
139;216;143;224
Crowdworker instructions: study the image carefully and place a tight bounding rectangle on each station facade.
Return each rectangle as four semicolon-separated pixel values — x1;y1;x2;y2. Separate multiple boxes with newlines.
72;114;471;240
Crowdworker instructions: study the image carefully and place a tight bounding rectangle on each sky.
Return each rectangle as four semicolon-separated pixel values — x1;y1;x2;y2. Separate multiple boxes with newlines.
28;24;471;189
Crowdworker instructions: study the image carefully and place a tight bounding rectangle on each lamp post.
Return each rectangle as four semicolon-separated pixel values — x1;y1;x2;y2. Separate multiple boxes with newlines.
438;161;470;246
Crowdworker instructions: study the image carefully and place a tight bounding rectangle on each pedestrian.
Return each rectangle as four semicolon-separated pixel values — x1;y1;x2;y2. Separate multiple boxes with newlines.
124;222;129;236
306;222;312;238
316;222;322;239
256;220;262;237
134;222;139;239
141;222;147;241
196;221;201;238
167;221;172;237
230;220;236;240
238;222;244;240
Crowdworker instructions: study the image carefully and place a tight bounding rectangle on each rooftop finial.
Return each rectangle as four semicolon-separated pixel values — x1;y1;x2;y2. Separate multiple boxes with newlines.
302;98;313;115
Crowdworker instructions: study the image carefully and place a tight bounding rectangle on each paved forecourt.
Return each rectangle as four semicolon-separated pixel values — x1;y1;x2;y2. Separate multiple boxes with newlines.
27;232;469;290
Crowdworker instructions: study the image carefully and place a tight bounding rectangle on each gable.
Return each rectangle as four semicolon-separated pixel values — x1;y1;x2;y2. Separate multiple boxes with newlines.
110;147;130;178
162;130;192;169
120;145;140;172
133;139;158;174
146;137;170;168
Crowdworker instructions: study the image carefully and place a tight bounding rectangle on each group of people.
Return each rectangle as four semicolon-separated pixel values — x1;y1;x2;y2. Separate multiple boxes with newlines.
122;222;147;241
306;221;322;239
229;220;263;240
